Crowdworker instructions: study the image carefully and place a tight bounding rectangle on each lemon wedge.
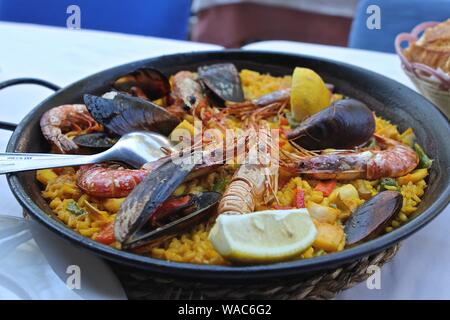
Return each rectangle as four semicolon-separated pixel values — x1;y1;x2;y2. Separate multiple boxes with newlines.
208;209;317;263
290;67;330;122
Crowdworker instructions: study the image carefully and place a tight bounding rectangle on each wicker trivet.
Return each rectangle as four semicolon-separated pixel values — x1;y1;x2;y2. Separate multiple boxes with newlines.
111;244;399;300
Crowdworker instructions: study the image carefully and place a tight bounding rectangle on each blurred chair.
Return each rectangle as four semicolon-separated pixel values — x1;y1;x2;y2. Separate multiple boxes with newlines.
0;0;191;40
349;0;450;53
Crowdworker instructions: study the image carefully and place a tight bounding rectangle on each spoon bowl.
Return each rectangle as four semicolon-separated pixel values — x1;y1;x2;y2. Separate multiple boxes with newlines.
109;131;174;168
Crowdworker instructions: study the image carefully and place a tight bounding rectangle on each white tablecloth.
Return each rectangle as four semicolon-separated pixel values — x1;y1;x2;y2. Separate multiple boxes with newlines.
0;23;448;299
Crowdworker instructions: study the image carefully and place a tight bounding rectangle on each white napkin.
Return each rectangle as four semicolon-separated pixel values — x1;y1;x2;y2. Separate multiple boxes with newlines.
0;215;126;300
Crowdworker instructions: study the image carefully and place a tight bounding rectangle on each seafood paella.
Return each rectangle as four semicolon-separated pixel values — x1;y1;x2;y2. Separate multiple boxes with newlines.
36;63;432;265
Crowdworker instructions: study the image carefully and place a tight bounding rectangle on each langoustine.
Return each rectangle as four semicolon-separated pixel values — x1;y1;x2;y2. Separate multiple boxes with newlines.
218;135;278;215
217;164;268;215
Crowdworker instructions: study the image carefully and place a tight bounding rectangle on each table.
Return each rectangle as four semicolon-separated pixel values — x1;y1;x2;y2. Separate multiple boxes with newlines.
0;22;448;299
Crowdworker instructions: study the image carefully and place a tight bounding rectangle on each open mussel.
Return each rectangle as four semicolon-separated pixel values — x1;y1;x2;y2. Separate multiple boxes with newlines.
113;67;170;101
198;63;245;106
344;191;402;246
84;92;180;137
123;191;220;249
73;132;117;151
287;98;375;150
114;160;196;244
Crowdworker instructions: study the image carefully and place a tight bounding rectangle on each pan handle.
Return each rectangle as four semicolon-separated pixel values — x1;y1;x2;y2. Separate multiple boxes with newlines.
0;78;61;131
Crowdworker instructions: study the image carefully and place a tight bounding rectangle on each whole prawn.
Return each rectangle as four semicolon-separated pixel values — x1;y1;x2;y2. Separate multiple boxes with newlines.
76;164;148;198
40;104;101;153
285;134;419;180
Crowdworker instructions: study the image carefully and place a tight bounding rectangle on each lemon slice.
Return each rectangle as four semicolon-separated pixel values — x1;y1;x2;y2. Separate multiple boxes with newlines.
208;209;317;263
290;67;330;122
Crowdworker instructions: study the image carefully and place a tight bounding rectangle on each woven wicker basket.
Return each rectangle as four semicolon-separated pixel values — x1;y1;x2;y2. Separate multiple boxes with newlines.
110;244;400;300
395;21;450;119
403;68;450;119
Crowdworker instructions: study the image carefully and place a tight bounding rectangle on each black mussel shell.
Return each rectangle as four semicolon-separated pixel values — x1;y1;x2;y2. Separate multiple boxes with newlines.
84;92;180;137
123;191;220;249
114;160;196;244
73;133;117;150
344;191;402;245
113;68;170;101
198;63;245;105
287;98;375;150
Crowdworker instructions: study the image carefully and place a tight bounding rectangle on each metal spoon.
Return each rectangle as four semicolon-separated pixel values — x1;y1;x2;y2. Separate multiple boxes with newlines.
0;131;174;174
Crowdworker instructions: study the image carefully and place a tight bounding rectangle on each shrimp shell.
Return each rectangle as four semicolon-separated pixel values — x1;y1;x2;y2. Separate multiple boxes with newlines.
291;134;419;180
40;104;100;153
76;164;147;198
218;164;267;215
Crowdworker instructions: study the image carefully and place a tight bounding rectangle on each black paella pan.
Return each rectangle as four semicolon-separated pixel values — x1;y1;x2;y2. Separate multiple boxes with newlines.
2;51;450;286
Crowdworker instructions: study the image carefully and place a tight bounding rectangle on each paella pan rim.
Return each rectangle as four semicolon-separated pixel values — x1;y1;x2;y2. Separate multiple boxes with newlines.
6;50;450;281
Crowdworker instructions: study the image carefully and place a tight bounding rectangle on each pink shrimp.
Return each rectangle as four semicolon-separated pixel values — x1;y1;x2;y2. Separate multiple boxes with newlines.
171;72;204;108
76;164;148;198
286;134;419;180
40;104;101;153
171;71;211;121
